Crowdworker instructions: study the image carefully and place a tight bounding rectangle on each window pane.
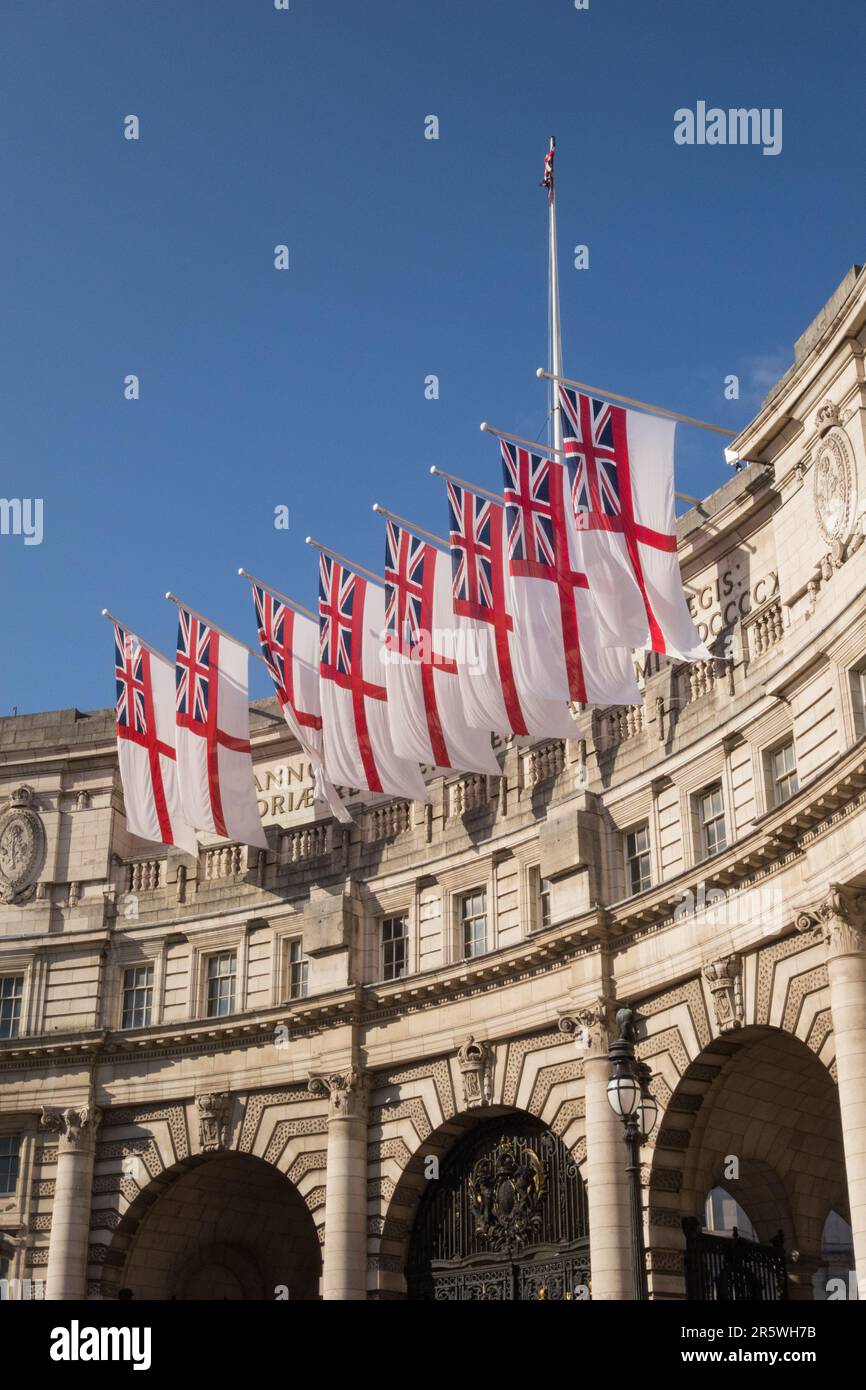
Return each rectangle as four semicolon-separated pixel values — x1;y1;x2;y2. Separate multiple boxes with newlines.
206;953;236;1017
700;786;726;856
0;1136;21;1194
538;877;551;929
772;742;799;805
382;916;408;980
461;891;487;958
0;976;23;1040
289;941;308;1000
122;965;153;1029
626;825;652;895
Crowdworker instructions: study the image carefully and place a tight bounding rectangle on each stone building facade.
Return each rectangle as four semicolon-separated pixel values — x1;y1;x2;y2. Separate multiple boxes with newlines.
2;266;866;1301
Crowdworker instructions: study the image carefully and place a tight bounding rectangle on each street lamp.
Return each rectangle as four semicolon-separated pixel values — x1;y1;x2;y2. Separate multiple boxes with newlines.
607;1007;655;1300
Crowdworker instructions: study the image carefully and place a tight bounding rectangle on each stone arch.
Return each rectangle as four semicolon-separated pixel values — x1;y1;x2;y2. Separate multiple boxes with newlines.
648;1024;846;1299
99;1151;321;1300
375;1102;587;1299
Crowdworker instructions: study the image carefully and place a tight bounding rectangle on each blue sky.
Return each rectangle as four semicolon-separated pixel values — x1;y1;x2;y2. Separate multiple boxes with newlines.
1;0;864;714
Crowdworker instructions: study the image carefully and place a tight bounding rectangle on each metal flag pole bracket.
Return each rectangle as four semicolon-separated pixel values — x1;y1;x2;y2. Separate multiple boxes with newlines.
304;536;386;587
535;367;737;441
372;503;449;550
100;609;170;666
236;568;318;622
164;592;268;666
429;464;503;506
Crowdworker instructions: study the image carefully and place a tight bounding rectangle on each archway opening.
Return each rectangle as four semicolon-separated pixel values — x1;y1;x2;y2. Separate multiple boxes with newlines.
406;1113;589;1301
652;1026;847;1301
114;1152;320;1301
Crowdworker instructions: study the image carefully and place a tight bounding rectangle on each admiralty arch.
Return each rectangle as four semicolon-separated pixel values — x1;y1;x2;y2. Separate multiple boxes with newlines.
2;264;866;1301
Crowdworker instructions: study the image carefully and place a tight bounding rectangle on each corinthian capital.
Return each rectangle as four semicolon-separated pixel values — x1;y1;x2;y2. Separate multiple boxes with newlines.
308;1068;368;1120
39;1104;102;1153
559;997;615;1058
799;884;866;959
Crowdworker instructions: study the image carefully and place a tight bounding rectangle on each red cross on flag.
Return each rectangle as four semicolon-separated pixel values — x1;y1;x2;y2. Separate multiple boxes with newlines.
501;440;640;707
174;607;267;849
113;624;197;856
318;554;428;802
559;386;709;661
445;481;577;740
251;582;351;823
382;521;500;774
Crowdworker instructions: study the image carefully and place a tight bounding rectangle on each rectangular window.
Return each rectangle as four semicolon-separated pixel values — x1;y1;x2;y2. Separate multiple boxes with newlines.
0;1136;21;1195
0;977;23;1040
206;952;237;1018
381;916;408;981
460;889;487;959
625;825;652;896
771;740;799;806
121;965;153;1029
699;785;727;859
289;941;308;1001
537;875;552;930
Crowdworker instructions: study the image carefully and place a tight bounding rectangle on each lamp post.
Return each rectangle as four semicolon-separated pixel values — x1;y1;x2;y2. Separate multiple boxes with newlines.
606;1007;657;1300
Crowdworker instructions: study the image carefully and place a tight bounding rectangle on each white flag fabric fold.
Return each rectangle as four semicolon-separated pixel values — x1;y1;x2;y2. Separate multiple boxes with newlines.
113;624;197;856
382;522;500;774
445;481;578;739
252;583;352;824
559;385;709;661
318;554;429;802
174;606;267;849
500;440;641;707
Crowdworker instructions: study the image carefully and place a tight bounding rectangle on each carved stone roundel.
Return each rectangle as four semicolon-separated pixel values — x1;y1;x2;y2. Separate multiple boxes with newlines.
0;789;45;904
813;428;855;549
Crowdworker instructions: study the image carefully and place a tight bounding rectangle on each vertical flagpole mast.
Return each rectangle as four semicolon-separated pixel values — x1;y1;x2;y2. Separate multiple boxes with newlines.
546;135;564;457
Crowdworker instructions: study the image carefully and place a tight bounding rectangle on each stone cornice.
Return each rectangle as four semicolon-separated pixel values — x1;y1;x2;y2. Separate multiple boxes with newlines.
2;736;866;1072
730;265;866;460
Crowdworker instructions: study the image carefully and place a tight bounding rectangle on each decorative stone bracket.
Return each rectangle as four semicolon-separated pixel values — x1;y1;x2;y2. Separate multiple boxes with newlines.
196;1092;230;1152
702;953;744;1033
457;1035;494;1108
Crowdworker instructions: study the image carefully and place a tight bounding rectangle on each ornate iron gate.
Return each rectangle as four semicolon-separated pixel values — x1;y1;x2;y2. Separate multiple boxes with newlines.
407;1116;590;1301
682;1218;789;1301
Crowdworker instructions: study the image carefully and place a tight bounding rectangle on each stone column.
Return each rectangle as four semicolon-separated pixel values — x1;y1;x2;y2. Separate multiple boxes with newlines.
806;888;866;1293
39;1103;101;1300
561;1002;633;1299
308;1069;368;1301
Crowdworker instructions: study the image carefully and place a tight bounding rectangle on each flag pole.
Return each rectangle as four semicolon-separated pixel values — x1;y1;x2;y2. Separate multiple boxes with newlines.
481;420;566;458
546;135;565;458
304;536;386;586
100;608;171;666
536;367;737;440
164;592;268;665
371;503;449;550
236;568;319;622
429;464;503;506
